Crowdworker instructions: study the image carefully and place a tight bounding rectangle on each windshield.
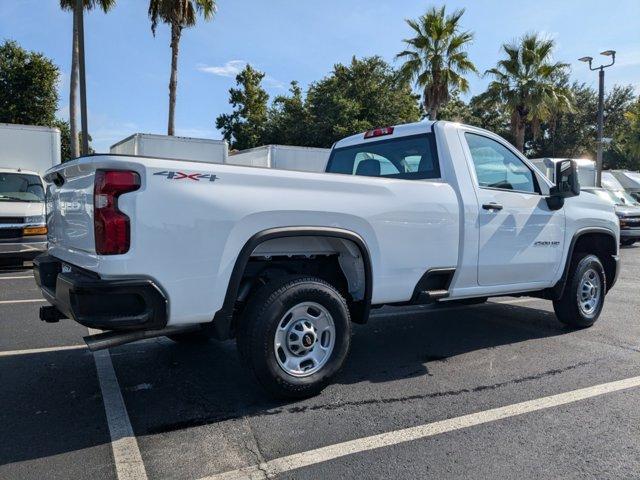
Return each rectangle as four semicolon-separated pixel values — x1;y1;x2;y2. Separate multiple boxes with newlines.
0;172;45;202
610;189;640;206
587;189;619;205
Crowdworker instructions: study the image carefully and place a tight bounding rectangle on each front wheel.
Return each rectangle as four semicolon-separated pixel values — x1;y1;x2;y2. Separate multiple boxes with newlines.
553;254;606;328
237;275;351;399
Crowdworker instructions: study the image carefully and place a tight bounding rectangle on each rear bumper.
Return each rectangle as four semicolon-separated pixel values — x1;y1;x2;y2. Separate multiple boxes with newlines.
34;254;167;331
0;236;46;258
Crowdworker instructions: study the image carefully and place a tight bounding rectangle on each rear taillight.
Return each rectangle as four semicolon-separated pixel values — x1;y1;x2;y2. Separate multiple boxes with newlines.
94;170;140;255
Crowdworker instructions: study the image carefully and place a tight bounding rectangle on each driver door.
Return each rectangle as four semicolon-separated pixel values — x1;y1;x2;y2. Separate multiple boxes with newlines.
463;132;565;286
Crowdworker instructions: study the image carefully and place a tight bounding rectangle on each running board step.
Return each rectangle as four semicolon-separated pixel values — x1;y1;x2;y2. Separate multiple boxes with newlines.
415;289;450;303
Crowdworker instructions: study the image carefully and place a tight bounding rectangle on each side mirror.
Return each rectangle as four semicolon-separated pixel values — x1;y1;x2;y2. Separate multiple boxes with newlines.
546;159;580;210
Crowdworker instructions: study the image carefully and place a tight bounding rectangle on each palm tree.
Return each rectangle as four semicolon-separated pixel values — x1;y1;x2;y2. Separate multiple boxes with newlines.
396;6;477;120
148;0;216;135
60;0;116;158
485;33;573;152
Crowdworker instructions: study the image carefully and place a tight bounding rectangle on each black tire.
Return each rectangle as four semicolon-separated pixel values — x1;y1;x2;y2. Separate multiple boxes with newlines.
553;254;606;328
237;275;351;399
166;331;211;344
621;239;636;246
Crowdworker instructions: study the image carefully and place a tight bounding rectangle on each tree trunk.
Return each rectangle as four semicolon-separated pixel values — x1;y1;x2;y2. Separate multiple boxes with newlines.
167;24;181;136
69;8;80;158
515;117;526;152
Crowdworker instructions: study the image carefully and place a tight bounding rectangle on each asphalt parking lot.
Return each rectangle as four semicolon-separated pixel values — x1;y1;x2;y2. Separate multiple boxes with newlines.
1;247;640;480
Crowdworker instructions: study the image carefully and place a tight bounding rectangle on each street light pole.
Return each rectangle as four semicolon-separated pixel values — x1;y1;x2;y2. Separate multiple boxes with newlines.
596;67;605;187
76;0;89;156
579;51;616;187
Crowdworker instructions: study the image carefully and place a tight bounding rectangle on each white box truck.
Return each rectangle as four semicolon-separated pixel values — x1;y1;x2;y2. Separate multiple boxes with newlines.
0;123;60;261
0;123;61;174
227;145;330;172
110;133;228;164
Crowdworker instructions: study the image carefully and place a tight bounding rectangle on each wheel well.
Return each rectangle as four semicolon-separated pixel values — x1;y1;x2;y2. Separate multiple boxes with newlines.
572;232;617;290
213;229;373;340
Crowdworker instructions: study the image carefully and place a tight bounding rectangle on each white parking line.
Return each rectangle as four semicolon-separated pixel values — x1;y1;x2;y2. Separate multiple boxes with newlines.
0;299;46;305
0;344;85;357
89;328;148;480
0;276;33;280
201;375;640;480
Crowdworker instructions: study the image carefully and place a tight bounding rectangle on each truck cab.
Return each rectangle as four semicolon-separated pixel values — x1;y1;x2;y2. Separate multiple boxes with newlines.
0;168;48;261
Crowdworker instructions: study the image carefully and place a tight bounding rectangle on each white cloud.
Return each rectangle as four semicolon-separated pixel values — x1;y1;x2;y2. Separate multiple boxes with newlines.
264;76;286;90
197;60;247;77
197;59;286;90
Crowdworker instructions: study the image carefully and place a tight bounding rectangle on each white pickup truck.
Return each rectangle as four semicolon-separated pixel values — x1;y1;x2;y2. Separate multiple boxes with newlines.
35;121;620;398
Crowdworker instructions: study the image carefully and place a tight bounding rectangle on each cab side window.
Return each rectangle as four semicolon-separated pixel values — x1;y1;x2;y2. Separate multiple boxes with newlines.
465;133;537;193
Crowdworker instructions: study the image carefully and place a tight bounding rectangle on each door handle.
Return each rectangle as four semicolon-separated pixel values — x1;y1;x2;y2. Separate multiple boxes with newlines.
482;202;503;211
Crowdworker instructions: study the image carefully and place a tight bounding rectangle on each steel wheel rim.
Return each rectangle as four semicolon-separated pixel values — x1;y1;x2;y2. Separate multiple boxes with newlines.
274;302;336;377
577;268;601;317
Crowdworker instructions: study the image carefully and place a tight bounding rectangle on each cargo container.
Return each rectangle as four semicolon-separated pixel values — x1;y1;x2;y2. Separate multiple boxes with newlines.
226;145;330;172
110;133;228;163
0;123;61;174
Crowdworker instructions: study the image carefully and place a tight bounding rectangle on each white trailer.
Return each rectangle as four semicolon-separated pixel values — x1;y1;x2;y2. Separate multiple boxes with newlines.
0;123;61;175
227;145;330;172
110;133;228;164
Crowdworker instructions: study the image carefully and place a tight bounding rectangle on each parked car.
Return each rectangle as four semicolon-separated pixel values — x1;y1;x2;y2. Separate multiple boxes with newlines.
0;123;60;262
608;170;640;201
583;187;640;246
35;121;620;398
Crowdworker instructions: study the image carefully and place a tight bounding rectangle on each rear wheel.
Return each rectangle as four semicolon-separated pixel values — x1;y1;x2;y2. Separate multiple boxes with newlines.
237;275;351;399
553;254;606;328
621;239;636;246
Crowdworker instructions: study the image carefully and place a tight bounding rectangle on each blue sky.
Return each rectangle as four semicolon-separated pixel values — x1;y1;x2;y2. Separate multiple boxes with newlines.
1;0;639;152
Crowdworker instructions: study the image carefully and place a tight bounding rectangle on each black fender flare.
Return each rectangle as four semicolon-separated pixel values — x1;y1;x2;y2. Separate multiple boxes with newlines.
211;226;373;339
551;227;618;299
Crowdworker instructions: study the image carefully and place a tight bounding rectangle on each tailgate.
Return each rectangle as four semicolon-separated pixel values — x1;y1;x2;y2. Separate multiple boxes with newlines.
45;162;97;253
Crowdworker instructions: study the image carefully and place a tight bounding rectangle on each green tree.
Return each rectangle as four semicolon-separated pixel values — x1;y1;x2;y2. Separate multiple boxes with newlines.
530;83;636;165
485;33;573;152
621;97;640;162
215;64;269;150
60;0;116;158
264;81;313;146
396;6;477;120
0;40;59;126
149;0;216;135
305;56;420;147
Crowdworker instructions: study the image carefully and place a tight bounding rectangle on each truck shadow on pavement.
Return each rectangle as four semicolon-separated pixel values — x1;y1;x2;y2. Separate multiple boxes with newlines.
0;302;572;466
112;301;571;436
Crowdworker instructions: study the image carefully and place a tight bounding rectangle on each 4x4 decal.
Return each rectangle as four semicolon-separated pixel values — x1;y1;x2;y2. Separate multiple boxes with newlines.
154;171;219;182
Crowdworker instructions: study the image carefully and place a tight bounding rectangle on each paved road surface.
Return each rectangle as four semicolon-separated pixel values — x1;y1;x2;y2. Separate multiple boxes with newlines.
1;246;639;479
